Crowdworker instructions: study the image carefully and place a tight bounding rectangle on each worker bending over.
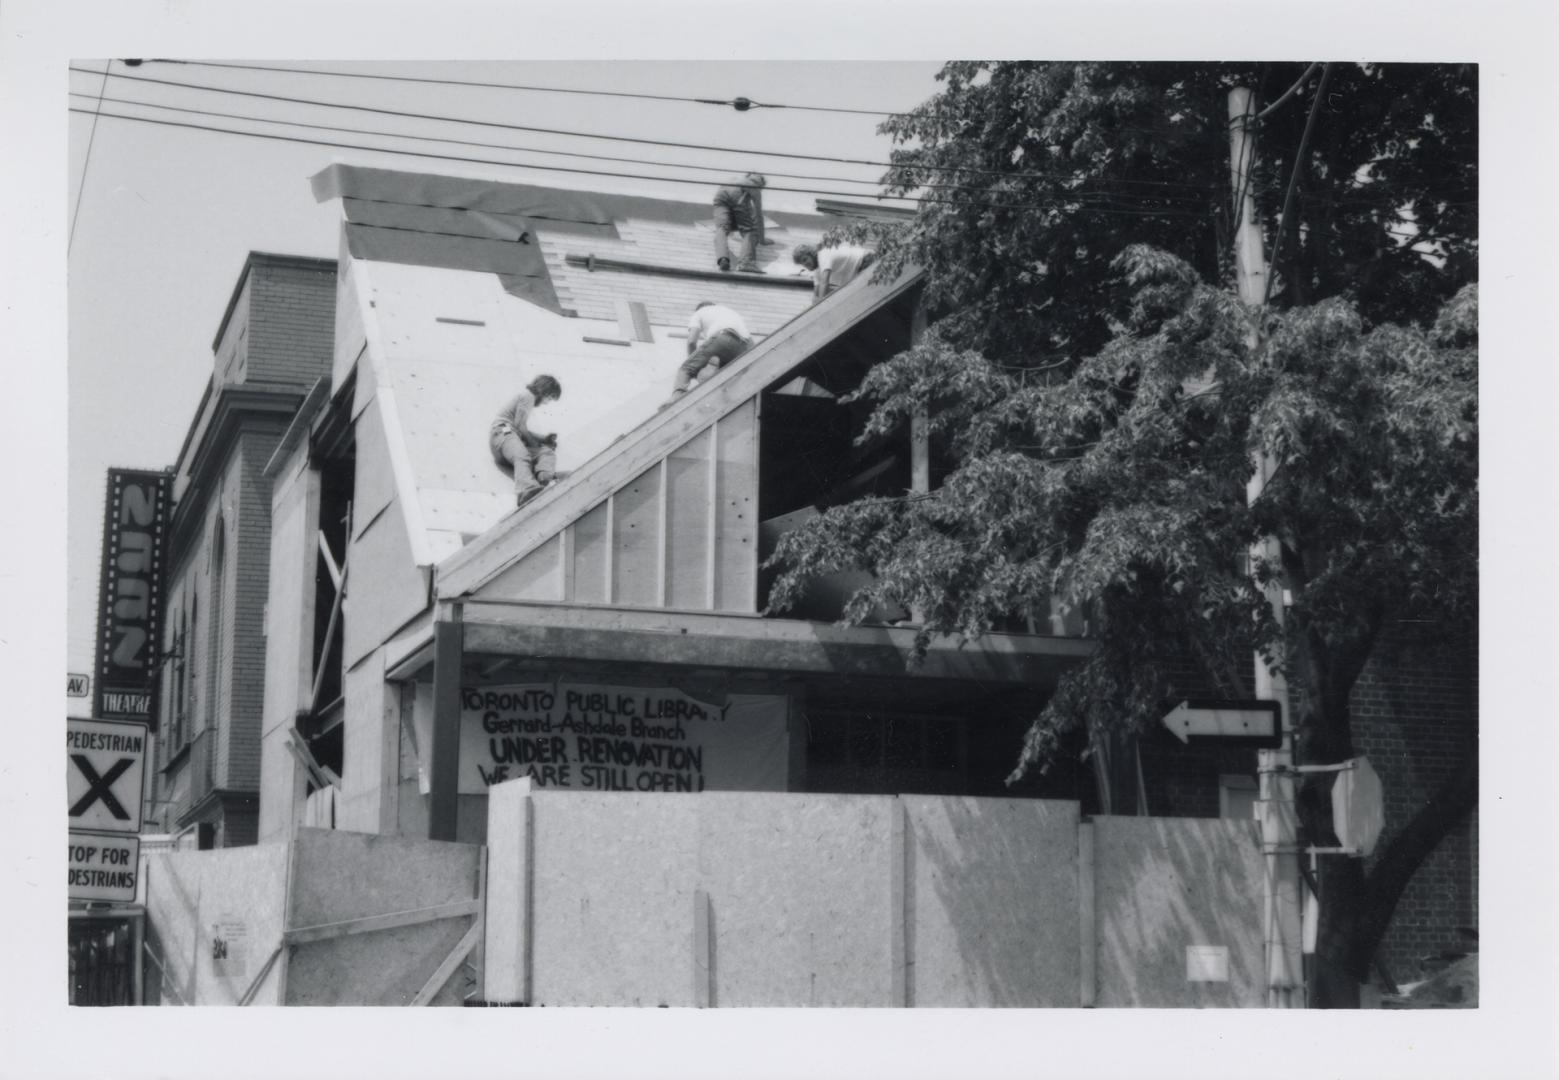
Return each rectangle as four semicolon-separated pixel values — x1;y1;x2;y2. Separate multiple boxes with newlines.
712;173;769;273
490;374;562;508
669;302;753;402
792;242;876;303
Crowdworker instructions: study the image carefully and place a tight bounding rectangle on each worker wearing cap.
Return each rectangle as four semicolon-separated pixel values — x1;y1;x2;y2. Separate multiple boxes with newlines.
668;302;753;401
490;374;562;507
792;242;877;303
712;173;768;273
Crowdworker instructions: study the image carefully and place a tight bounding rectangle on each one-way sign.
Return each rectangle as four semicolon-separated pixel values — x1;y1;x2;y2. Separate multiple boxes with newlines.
1160;699;1282;748
66;718;148;834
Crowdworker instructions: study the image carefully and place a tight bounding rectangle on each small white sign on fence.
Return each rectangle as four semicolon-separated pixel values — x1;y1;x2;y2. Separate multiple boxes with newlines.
1185;945;1230;983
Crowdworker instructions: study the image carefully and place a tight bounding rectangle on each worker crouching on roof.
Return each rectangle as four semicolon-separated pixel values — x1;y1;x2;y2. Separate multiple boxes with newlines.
712;173;769;273
792;241;876;303
668;302;753;403
491;374;562;508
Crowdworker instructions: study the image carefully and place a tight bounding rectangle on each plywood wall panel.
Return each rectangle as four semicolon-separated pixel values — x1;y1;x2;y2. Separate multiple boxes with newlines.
666;429;713;609
569;502;609;604
485;535;562;602
611;464;661;607
902;796;1081;1007
714;400;758;612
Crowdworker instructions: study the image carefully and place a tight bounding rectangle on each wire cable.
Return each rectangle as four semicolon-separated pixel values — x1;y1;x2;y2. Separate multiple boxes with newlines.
69;66;1217;193
65;89;1215;210
146;58;901;117
1254;64;1322;123
69;61;113;254
66;105;1220;218
1263;63;1334;306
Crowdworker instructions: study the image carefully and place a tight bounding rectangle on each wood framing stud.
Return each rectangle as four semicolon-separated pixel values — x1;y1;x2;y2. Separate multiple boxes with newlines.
890;798;908;1006
693;888;712;1007
1079;821;1096;1007
429;609;464;841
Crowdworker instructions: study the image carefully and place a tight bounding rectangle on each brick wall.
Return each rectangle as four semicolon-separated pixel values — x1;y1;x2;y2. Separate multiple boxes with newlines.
1351;628;1478;981
1140;627;1477;985
244;257;337;388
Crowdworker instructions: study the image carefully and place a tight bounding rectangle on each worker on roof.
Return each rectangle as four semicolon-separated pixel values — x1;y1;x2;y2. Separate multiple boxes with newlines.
491;374;562;509
712;173;770;274
667;302;753;403
792;241;877;303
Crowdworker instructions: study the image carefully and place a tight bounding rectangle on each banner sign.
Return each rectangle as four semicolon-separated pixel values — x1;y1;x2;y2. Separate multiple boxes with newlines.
457;682;789;795
68;832;140;904
93;469;171;728
67;718;149;834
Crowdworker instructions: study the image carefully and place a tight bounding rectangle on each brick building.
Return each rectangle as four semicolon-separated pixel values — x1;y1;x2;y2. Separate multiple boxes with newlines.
147;252;336;847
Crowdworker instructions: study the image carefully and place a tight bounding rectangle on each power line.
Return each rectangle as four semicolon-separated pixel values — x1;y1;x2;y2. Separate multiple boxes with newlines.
1264;63;1333;306
68;66;1218;194
64;89;1212;210
65;106;1216;218
69;61;113;254
146;59;901;118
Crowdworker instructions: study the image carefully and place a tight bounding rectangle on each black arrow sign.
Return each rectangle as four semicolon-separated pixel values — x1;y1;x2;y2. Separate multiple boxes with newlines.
69;755;133;819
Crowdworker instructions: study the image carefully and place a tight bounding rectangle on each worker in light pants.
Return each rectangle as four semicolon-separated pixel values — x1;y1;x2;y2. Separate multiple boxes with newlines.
712;173;768;273
668;302;753;402
490;374;562;507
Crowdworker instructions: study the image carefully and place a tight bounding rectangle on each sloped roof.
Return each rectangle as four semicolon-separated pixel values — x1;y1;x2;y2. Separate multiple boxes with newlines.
311;164;843;565
436;258;927;600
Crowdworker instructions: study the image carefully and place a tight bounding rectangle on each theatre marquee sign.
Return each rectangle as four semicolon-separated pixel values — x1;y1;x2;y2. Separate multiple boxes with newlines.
93;469;170;727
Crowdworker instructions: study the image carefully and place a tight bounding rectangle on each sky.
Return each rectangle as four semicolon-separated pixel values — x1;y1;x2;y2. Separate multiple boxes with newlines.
59;57;947;709
5;1;1559;1077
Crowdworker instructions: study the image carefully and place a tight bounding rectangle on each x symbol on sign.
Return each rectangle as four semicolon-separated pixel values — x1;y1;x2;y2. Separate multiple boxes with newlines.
69;756;132;819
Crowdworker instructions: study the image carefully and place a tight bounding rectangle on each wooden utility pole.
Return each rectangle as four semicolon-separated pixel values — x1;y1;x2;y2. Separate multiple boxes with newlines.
1228;87;1304;1008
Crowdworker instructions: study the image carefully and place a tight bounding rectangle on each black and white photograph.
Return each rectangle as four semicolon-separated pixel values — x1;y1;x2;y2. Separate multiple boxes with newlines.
5;2;1558;1077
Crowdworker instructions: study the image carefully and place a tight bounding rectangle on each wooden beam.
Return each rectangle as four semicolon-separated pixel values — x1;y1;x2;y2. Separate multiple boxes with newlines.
459;604;1091;686
705;420;718;611
410;919;483;1006
1078;821;1096;1007
656;458;669;608
603;495;616;604
693;888;713;1007
429;609;464;841
284;899;482;945
566;251;812;289
436;268;927;600
889;799;908;1007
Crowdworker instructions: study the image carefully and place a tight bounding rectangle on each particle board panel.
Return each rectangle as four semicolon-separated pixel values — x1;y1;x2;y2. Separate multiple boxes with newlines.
698;793;895;1007
143;844;290;1006
350;400;397;538
714;399;758;612
260;452;319;844
527;792;703;1007
611;464;662;606
666;428;713;609
1090;815;1267;1008
288;827;482;929
342;491;431;671
569;501;609;603
901;796;1081;1007
485;534;563;602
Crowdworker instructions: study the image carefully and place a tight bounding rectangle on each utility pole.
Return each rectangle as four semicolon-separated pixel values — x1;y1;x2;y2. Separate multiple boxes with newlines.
1228;86;1304;1008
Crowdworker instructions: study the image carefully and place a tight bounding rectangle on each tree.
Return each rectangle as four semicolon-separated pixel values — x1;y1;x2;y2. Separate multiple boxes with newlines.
769;62;1478;1008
